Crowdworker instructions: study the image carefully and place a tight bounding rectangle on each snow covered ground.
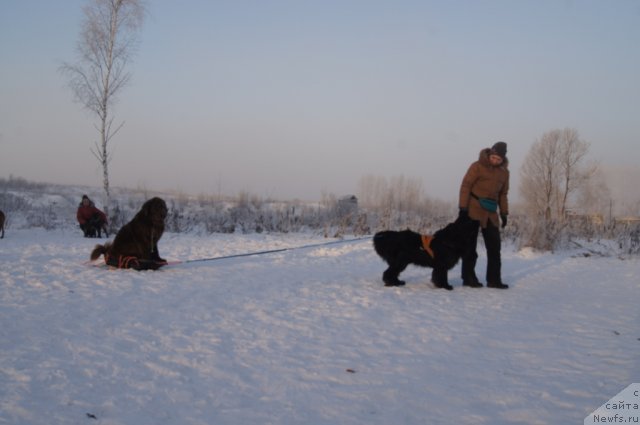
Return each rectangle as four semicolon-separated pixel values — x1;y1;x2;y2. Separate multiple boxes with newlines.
1;228;638;425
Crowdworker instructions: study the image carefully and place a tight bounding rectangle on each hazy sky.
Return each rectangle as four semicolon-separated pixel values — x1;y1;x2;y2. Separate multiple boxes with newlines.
1;0;639;202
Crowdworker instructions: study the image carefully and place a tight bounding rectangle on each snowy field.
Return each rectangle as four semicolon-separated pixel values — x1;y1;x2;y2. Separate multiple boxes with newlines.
1;228;638;425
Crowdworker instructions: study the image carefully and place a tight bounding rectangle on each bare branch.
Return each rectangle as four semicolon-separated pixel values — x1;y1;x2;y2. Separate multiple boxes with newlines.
520;128;595;248
60;0;146;210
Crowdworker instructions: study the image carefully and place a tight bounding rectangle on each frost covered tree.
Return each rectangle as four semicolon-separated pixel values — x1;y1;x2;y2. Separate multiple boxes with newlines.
60;0;146;212
357;174;424;213
519;128;596;249
520;128;595;220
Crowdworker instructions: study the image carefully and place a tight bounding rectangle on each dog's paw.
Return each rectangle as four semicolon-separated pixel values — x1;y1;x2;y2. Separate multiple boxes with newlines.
433;282;454;291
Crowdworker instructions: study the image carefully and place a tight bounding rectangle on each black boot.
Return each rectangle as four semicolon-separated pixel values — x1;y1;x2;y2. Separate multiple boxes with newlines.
462;280;483;288
483;223;506;289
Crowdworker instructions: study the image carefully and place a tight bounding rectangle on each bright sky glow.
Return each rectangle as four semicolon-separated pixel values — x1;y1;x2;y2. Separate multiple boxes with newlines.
1;1;639;202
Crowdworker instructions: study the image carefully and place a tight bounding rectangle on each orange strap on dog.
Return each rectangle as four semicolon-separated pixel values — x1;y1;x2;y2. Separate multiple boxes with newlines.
104;253;140;269
421;234;435;258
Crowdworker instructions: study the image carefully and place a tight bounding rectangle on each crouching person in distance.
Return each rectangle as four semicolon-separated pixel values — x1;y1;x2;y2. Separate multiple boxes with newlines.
77;195;108;238
91;197;168;271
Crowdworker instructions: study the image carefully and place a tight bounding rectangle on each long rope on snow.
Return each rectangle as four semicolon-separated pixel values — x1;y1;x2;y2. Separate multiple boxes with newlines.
170;235;373;265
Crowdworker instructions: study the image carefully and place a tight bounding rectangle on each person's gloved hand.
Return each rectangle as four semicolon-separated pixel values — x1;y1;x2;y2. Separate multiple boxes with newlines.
458;208;469;222
500;214;508;228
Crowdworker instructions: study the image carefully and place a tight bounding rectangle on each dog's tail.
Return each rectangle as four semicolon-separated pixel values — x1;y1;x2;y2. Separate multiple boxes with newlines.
90;242;111;261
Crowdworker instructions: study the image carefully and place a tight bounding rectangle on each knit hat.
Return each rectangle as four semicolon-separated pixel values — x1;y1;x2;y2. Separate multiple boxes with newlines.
491;142;507;159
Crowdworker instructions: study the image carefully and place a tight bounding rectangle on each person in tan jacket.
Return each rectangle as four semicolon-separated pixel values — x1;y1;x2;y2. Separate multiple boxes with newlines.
458;142;510;289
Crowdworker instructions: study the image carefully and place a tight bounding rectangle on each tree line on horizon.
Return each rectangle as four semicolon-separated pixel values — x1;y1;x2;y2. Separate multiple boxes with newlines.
45;0;638;253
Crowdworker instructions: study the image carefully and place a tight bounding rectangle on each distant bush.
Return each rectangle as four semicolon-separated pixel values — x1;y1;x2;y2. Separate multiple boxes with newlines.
616;222;640;255
2;177;639;255
0;175;48;191
0;192;31;215
25;205;60;230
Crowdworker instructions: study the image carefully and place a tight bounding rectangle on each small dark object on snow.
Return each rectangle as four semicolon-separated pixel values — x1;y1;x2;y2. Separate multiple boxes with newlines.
83;212;109;238
86;413;97;419
613;330;620;335
0;210;5;239
346;369;356;373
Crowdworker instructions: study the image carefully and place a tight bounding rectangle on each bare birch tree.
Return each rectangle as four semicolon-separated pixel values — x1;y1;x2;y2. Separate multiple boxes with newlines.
60;0;146;213
520;128;594;220
519;128;595;249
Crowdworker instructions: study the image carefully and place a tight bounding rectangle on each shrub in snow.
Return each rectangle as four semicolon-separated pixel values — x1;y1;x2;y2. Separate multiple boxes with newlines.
2;179;639;255
617;222;640;255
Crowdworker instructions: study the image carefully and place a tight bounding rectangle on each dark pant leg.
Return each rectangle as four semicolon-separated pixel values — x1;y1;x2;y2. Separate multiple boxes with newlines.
482;221;502;284
461;220;480;283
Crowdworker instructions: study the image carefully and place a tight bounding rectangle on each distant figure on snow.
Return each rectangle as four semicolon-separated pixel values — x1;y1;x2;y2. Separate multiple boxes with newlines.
77;195;108;238
0;210;5;239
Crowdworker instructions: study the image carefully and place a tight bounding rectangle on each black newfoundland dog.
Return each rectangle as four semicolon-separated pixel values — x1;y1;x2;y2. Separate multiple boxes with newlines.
91;197;168;270
83;213;108;238
373;218;475;290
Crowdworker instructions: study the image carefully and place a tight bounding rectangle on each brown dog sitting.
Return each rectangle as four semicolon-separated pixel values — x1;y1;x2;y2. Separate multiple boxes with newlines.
91;197;168;270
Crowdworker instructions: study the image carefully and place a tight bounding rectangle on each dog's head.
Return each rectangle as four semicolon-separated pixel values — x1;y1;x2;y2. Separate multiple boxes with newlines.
140;197;168;228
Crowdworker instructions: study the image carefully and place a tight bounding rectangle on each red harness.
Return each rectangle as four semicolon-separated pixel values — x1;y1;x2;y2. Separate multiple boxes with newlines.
104;253;140;269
